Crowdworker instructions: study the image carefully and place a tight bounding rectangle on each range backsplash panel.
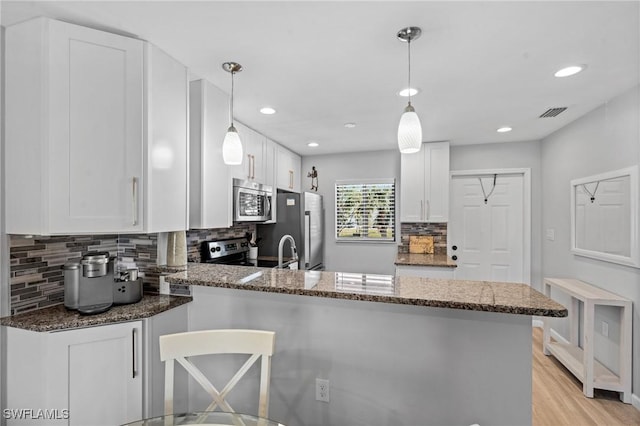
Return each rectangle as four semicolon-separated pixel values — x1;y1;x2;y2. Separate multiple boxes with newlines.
7;224;256;315
399;222;448;254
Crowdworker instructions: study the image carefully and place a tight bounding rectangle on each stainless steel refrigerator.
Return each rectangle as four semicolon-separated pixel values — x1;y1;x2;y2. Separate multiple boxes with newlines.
257;191;324;270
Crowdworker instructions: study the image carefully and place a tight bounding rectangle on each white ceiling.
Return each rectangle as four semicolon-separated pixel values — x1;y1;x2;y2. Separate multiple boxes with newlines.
2;1;639;156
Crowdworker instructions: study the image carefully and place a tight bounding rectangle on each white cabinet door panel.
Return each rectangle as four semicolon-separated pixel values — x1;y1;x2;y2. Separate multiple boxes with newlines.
276;146;301;192
189;79;233;229
145;44;188;232
400;141;449;223
400;151;425;222
48;19;144;233
48;321;143;426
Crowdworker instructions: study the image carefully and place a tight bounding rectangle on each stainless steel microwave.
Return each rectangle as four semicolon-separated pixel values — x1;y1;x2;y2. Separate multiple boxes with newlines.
233;178;273;222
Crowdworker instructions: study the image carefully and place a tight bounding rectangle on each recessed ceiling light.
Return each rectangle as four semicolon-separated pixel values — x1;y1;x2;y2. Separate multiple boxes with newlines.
344;122;356;128
398;87;420;97
497;127;512;133
307;142;319;148
554;65;585;78
259;107;276;115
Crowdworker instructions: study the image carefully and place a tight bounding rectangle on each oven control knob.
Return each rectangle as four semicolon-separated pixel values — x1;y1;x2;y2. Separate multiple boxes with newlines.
210;247;216;253
215;247;221;252
241;242;248;247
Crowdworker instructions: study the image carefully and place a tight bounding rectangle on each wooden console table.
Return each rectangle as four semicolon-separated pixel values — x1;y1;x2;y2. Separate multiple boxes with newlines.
542;278;632;403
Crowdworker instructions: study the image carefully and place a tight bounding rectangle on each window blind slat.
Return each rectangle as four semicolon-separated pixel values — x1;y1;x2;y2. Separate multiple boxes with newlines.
335;180;395;242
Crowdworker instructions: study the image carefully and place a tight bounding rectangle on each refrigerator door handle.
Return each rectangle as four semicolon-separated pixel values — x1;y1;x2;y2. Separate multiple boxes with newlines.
305;211;311;268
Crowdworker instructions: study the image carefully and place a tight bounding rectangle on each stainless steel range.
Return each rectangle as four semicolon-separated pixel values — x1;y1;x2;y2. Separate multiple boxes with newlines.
201;238;283;268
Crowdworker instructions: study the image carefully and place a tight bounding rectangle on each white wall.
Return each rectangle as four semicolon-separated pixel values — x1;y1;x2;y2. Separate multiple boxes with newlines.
301;150;400;275
541;85;640;399
451;140;542;289
1;22;7;423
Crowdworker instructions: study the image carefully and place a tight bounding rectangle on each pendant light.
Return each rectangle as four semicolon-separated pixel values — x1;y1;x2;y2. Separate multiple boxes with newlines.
222;62;243;165
397;27;423;154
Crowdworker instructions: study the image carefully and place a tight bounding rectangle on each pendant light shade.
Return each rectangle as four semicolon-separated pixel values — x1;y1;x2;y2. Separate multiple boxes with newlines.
397;27;423;154
398;104;422;154
222;62;243;165
222;124;243;165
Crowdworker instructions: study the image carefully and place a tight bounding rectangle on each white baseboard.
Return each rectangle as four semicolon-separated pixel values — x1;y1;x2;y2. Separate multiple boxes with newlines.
532;319;544;328
632;393;640;411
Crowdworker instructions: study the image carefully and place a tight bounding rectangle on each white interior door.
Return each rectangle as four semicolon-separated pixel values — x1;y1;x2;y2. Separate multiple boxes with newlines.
449;173;525;283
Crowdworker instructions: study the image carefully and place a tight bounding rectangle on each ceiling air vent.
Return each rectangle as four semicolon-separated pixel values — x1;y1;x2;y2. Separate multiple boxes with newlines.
539;107;567;118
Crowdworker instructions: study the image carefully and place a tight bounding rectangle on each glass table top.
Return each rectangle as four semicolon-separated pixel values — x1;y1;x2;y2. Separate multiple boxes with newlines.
123;411;285;426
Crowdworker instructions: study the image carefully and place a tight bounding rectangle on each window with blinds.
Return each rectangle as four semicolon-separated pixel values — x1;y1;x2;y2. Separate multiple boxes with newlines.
335;179;395;242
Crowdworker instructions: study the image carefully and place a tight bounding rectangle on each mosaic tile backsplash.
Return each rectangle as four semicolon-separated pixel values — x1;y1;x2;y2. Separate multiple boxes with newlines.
8;224;256;315
398;222;448;255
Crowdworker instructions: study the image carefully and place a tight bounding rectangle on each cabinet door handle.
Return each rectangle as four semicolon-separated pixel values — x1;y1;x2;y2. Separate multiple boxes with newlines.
132;328;138;378
248;154;252;179
132;177;138;226
420;200;424;221
252;155;256;179
426;200;430;221
289;170;294;189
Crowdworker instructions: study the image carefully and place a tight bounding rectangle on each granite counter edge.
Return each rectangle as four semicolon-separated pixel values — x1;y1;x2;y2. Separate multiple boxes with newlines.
166;276;567;318
0;295;193;333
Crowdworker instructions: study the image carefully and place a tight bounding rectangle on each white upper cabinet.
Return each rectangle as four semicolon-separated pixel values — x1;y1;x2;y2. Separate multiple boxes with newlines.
229;121;266;184
264;139;278;223
276;145;302;193
5;18;188;235
144;44;189;233
400;141;450;223
189;79;233;229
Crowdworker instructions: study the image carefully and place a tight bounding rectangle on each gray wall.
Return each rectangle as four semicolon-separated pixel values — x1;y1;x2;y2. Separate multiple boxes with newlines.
451;140;542;289
541;85;640;398
301;150;400;275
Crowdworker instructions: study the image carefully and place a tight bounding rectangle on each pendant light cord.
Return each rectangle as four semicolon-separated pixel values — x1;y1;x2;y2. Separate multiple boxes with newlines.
407;38;412;106
229;70;235;127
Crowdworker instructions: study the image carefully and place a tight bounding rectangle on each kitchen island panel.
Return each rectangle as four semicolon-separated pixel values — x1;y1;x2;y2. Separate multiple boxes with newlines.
188;285;532;426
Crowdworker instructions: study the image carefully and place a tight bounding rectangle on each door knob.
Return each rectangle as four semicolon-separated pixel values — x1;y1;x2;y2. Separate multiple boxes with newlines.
452;245;457;251
452;255;458;261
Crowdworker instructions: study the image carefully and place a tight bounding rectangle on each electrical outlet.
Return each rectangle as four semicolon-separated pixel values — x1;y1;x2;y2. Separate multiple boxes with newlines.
315;378;329;402
602;321;609;337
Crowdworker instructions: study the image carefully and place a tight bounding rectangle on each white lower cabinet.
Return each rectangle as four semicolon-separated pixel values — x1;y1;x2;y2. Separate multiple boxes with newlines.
395;265;455;280
5;305;190;425
6;321;143;425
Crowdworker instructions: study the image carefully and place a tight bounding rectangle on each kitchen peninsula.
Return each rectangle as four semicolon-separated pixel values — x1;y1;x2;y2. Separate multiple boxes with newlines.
167;263;566;426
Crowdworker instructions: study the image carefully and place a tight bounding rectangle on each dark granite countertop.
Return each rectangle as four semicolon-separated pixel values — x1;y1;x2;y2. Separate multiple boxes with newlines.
395;253;457;268
0;294;192;332
166;263;567;317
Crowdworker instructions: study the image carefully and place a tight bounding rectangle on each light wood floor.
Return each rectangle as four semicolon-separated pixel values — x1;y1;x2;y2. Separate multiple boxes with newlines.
532;327;640;426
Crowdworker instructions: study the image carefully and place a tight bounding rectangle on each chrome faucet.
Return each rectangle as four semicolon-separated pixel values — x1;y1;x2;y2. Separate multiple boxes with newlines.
278;234;298;269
